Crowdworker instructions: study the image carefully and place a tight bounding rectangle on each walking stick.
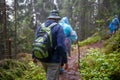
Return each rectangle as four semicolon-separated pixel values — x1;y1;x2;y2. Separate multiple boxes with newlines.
75;22;81;70
77;33;80;70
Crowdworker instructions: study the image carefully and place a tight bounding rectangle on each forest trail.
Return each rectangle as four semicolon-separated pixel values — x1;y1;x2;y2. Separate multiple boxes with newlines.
59;41;103;80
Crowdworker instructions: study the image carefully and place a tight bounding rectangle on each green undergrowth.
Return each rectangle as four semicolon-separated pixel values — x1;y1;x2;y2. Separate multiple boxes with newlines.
0;55;46;80
78;29;110;47
0;59;28;80
78;33;101;47
80;48;120;80
103;29;120;54
16;61;46;80
80;30;120;80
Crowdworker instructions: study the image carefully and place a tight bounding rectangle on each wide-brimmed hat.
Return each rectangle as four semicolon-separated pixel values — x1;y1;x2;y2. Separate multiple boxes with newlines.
47;10;61;19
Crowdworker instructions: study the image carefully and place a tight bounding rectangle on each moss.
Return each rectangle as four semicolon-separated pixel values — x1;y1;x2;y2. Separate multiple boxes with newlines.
103;29;120;54
78;33;101;47
0;59;28;80
0;58;46;80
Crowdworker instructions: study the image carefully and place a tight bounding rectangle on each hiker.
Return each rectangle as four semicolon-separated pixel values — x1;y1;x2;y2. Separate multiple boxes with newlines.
59;17;77;74
32;10;68;80
109;15;120;36
59;17;77;59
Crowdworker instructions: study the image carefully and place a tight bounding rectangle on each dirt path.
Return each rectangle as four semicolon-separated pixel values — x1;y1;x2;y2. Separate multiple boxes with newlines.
59;46;80;80
59;41;103;80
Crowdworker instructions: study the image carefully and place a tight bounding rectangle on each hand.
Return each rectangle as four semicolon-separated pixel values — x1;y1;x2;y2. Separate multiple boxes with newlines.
33;58;37;63
64;63;68;70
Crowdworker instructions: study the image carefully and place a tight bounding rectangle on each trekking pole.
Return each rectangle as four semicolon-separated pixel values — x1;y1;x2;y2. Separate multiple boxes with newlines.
75;22;81;80
77;33;80;71
75;22;81;70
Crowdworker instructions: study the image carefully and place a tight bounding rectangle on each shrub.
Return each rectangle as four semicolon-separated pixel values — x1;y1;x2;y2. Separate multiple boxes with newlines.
103;29;120;54
80;49;120;80
0;58;46;80
0;59;28;80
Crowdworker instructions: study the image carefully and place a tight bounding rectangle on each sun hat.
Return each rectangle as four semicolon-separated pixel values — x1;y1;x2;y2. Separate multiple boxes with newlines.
47;10;61;19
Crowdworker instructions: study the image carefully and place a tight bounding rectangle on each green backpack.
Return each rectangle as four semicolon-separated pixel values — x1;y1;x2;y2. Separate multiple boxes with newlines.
32;23;57;59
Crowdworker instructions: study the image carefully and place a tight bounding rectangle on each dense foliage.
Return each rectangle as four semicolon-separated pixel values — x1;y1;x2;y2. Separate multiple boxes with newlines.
17;26;35;53
80;49;120;80
80;30;120;80
0;54;46;80
103;29;120;54
78;33;101;47
0;59;28;80
1;0;120;79
17;61;46;80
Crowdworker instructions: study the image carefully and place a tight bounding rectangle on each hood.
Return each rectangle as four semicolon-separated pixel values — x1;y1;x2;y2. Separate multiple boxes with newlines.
59;17;70;25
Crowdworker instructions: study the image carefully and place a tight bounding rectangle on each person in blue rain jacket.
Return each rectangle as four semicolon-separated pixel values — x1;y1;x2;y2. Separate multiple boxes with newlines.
59;17;77;58
59;17;77;74
109;15;120;35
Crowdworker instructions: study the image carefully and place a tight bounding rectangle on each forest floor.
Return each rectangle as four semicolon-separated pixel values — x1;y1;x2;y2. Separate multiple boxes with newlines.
59;41;103;80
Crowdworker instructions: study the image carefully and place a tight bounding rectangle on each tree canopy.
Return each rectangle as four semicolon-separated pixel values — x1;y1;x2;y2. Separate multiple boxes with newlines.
0;0;120;58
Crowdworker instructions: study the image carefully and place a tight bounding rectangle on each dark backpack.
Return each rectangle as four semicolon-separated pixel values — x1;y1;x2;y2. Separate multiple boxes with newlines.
32;22;57;59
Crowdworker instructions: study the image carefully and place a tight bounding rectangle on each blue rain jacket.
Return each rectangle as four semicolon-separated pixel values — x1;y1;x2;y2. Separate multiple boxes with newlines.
59;17;77;42
109;22;114;33
109;17;120;33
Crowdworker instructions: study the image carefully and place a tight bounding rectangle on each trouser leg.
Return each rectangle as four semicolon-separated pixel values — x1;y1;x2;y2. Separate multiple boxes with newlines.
42;62;60;80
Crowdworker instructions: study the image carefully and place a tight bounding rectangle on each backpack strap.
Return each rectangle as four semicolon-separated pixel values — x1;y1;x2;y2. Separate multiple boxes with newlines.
41;22;57;28
41;23;45;27
48;23;58;28
48;23;58;47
